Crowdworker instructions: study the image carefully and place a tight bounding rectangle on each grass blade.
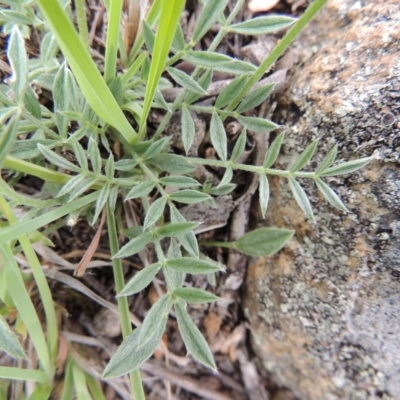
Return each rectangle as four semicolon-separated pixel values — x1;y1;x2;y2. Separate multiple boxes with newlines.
139;0;186;138
36;0;138;144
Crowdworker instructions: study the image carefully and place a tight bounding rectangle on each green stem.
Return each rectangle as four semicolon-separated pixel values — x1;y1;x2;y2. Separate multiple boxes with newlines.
199;240;236;249
0;367;47;383
106;202;145;400
122;52;148;86
225;0;327;113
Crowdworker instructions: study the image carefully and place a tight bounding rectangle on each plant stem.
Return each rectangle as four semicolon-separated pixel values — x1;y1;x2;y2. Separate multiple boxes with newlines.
106;202;145;400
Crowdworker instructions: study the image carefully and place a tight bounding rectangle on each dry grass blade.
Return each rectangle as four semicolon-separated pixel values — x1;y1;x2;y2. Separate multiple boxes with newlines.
43;269;141;326
74;208;106;277
122;0;141;54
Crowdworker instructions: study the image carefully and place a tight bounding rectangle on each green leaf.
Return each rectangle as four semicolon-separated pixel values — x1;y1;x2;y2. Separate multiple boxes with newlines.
165;258;223;274
142;138;170;160
62;175;97;201
105;154;114;179
229;16;296;35
0;116;18;171
290;140;319;173
263;131;285;168
149;153;195;174
138;293;173;344
230;129;247;163
315;178;349;213
235;227;294;257
316;145;337;175
71;140;88;172
192;0;229;43
53;63;70;138
24;85;42;120
57;174;86;198
237;83;274;113
92;182;111;225
36;0;138;144
154;89;171;112
209;183;236;196
167;67;206;95
288;177;314;222
103;321;167;378
175;300;216;371
7;26;27;103
259;174;269;218
143;197;167;230
215;74;249;109
173;288;218;304
186;69;213;104
170;206;199;257
88;137;102;175
118;262;161;296
159;176;200;188
210;112;227;161
126;180;156;200
218;167;233;188
169;190;211;205
108;185;119;213
140;0;186;138
171;23;185;53
157;222;198;237
181;108;196;154
319;157;372;177
142;20;155;53
237;116;278;133
38;144;81;173
0;314;27;360
183;52;256;74
164;240;185;290
114;232;153;258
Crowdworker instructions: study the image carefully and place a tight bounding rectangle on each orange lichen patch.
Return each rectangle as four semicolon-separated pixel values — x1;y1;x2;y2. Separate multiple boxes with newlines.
276;251;294;276
203;312;222;341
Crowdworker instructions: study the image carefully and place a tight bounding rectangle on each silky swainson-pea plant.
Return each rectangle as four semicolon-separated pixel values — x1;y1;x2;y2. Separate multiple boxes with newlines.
0;0;371;398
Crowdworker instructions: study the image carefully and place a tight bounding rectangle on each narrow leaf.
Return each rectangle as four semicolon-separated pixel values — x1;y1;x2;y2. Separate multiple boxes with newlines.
237;83;275;113
157;222;198;237
215;74;249;109
218;167;233;188
142;20;155;53
57;174;86;198
229;16;296;35
143;197;167;230
7;26;27;103
138;293;172;344
103;321;167;378
259;174;269;218
316;145;337;174
181;108;196;154
160;176;200;188
53;63;69;138
105;154;115;179
167;67;206;95
319;157;372;177
288;177;314;222
88;137;102;175
237;116;278;133
192;0;229;43
173;288;218;304
186;69;213;104
263;131;285;168
126;180;155;200
143;137;170;160
170;206;199;257
140;0;186;137
315;178;349;213
235;227;294;257
114;232;153;258
38;144;81;173
171;23;185;53
119;263;161;296
290;140;319;173
24;85;41;120
169;190;210;205
0;315;27;359
175;300;216;371
210;112;227;161
230;129;247;163
165;258;223;274
71;140;88;172
149;153;195;174
0;116;18;170
92;182;111;225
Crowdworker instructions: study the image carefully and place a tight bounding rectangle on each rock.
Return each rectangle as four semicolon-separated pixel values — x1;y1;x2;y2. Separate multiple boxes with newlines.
243;1;400;399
